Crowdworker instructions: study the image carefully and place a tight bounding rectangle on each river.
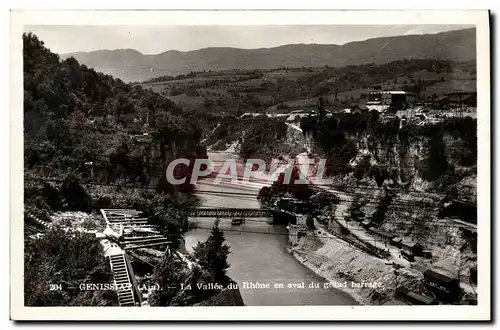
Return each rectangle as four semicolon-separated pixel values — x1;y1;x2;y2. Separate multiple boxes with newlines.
185;151;356;306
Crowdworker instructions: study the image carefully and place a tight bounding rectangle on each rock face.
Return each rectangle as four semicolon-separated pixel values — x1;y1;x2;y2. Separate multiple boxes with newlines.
451;175;477;205
290;230;428;305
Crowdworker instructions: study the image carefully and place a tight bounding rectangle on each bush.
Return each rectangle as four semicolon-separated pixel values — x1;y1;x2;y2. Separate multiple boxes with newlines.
371;191;393;225
345;199;366;222
257;186;272;203
369;167;389;187
353;156;372;180
169;266;221;306
24;227;115;306
143;195;186;249
422;129;449;181
61;176;92;212
91;195;112;210
41;183;63;210
149;252;188;306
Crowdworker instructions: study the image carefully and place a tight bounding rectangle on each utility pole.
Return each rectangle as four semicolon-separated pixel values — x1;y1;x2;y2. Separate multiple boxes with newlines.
460;93;464;118
394;269;399;295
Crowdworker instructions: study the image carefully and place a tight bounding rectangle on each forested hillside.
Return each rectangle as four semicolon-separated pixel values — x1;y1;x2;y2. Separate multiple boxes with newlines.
24;32;206;214
23;32;213;306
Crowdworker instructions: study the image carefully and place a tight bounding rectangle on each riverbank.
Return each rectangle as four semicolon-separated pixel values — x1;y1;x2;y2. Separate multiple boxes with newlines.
288;226;426;305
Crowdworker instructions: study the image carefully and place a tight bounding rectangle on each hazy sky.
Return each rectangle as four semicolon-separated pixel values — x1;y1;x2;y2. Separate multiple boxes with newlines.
25;25;474;55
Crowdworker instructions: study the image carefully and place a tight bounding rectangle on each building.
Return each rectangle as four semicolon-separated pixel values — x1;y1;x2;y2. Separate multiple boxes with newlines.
240;112;264;119
368;91;416;107
286;113;309;122
276;198;314;216
273;209;297;225
391;237;423;256
401;241;424;257
423;268;462;302
368;227;397;246
366;104;389;113
288;225;300;245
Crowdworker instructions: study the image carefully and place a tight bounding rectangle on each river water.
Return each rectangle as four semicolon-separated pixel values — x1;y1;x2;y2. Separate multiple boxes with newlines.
185;152;356;306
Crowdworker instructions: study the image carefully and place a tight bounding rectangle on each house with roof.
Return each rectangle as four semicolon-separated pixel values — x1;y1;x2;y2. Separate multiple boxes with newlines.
368;90;416;107
368;227;397;246
391;237;424;256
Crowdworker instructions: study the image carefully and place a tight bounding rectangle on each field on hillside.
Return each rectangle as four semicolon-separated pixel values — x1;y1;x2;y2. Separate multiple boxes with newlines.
139;59;476;117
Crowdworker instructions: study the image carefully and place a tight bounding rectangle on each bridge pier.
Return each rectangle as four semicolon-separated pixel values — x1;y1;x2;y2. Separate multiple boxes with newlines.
181;211;188;233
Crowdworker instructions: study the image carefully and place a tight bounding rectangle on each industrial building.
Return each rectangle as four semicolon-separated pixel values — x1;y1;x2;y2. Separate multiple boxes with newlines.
423;268;462;302
368;90;417;107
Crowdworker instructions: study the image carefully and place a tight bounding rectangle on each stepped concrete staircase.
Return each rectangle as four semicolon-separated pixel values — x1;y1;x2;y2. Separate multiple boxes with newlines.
26;212;52;229
108;251;136;306
25;212;52;238
100;209;170;249
100;209;171;306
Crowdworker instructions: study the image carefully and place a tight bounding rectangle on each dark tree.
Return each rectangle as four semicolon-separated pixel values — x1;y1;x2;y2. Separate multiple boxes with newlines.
41;182;63;210
371;190;393;225
149;252;187;306
193;220;230;284
60;175;92;212
424;129;449;181
317;96;326;119
146;197;186;250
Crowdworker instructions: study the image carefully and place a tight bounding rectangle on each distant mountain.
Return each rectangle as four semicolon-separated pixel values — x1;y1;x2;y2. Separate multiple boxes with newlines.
61;28;476;82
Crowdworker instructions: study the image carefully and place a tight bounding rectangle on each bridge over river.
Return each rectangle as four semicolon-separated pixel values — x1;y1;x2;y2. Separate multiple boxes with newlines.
186;207;275;218
184;151;356;306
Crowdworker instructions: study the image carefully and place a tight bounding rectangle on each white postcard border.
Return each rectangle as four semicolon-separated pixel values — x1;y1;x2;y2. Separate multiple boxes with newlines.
10;9;491;321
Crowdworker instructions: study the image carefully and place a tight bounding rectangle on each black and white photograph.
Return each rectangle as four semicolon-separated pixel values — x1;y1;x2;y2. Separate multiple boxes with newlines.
10;10;490;321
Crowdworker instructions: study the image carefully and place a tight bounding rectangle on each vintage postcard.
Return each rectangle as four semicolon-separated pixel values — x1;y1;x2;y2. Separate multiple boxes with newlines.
10;10;490;321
